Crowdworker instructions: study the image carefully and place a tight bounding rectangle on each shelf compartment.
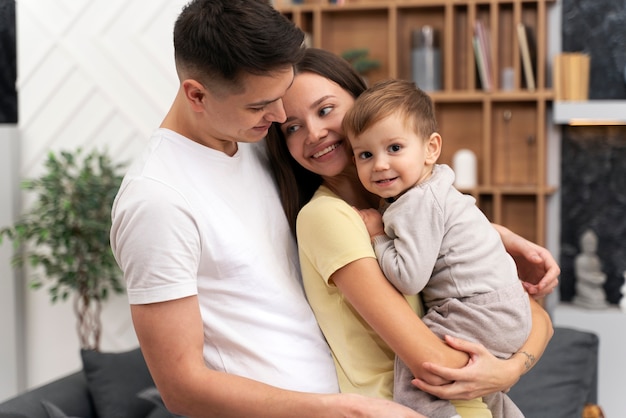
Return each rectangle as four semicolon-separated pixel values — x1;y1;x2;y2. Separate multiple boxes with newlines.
490;102;539;187
496;2;515;90
395;5;446;83
319;8;390;83
435;102;484;183
500;194;538;243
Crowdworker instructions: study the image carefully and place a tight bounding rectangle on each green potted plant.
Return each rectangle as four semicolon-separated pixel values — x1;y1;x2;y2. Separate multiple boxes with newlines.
0;148;126;351
341;48;382;81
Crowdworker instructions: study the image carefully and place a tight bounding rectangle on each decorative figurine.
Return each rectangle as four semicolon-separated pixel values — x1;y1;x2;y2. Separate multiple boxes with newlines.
573;229;609;309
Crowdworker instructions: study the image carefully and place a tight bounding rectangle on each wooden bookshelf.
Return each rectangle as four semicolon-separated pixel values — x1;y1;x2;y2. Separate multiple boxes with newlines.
275;0;556;246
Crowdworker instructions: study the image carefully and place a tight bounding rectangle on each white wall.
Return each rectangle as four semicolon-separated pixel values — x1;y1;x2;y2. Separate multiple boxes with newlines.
553;305;624;418
0;125;23;400
0;0;187;398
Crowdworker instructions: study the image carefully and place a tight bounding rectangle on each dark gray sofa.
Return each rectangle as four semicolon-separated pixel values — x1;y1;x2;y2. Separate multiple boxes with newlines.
509;326;600;418
0;348;174;418
0;372;94;418
0;327;599;418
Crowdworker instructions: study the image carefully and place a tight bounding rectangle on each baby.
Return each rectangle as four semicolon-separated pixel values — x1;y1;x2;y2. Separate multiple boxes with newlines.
343;79;531;418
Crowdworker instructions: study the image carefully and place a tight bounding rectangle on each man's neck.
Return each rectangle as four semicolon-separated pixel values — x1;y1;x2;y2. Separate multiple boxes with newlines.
160;100;238;156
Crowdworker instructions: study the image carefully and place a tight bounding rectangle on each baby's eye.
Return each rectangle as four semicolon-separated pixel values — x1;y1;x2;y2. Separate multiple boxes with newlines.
357;151;373;160
388;144;402;153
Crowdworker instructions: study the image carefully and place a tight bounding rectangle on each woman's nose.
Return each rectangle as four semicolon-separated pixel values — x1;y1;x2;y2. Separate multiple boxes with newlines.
305;120;327;144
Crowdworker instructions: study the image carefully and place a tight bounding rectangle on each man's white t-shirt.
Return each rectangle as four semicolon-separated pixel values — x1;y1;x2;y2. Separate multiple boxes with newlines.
111;128;339;393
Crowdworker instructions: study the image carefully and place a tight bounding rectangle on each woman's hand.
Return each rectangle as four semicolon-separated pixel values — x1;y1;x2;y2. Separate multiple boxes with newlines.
513;240;560;298
492;224;560;298
411;335;523;400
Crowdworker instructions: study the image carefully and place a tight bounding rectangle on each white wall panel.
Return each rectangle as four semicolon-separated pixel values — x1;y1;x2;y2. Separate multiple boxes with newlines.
12;0;188;391
0;126;22;401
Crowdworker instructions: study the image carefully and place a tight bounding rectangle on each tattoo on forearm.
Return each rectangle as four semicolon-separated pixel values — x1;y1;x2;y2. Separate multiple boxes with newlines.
515;350;536;371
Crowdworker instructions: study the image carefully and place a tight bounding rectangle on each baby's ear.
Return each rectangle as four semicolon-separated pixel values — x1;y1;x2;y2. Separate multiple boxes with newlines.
426;132;442;163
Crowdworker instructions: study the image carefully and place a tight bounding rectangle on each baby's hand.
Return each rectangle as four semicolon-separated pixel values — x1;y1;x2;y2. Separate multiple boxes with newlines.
355;207;385;240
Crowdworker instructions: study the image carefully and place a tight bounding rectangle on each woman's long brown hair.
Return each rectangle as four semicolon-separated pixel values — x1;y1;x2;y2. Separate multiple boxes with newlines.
266;48;367;237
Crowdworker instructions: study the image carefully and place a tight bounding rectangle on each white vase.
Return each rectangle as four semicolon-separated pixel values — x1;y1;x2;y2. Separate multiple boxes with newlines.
452;149;477;189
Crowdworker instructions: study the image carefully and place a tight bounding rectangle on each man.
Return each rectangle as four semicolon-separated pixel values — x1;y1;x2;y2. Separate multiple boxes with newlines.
110;1;424;416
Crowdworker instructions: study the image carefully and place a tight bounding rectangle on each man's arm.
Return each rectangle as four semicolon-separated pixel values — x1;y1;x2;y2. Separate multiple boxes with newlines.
132;295;426;418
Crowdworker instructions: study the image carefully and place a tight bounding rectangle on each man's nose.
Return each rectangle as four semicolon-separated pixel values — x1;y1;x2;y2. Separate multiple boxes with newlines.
266;99;287;123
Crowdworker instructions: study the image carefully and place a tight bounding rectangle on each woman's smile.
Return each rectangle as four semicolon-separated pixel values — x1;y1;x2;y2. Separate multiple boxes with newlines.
311;142;341;159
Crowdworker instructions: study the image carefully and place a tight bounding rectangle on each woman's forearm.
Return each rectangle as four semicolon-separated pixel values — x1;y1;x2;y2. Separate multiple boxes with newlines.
332;257;468;383
412;299;553;400
512;297;554;375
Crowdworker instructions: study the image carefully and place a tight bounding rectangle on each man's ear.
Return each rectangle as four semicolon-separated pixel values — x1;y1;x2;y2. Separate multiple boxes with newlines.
182;79;206;112
425;132;442;164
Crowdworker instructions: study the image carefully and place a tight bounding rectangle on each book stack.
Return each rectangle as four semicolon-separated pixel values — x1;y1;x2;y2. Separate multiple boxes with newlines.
554;52;590;101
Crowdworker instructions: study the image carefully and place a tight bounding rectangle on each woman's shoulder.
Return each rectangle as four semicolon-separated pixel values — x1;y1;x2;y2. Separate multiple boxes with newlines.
301;186;352;213
297;186;367;235
297;186;374;258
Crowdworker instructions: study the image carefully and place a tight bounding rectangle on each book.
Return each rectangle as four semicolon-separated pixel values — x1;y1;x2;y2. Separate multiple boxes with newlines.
474;21;493;91
517;22;536;91
473;37;488;91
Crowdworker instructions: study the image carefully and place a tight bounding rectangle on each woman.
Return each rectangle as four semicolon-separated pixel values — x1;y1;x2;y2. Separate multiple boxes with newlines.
266;48;558;416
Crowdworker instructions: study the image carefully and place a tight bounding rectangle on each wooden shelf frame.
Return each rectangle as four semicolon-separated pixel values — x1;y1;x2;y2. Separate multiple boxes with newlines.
275;0;557;245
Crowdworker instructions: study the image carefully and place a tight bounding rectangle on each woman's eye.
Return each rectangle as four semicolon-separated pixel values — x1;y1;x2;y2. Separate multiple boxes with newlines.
319;106;332;117
284;124;300;135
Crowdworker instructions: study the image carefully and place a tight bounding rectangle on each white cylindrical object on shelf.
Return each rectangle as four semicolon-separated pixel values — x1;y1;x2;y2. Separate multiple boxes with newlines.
452;149;477;189
501;67;515;91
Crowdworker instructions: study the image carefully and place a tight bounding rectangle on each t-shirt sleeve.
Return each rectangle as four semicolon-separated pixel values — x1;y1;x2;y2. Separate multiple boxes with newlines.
111;178;200;304
296;195;375;285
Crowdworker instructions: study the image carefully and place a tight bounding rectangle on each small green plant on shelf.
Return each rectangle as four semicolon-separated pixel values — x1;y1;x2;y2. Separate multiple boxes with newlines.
341;48;381;78
0;148;126;351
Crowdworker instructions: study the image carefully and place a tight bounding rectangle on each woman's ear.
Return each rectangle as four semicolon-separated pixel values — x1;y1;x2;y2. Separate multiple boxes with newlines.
425;132;442;164
182;79;206;112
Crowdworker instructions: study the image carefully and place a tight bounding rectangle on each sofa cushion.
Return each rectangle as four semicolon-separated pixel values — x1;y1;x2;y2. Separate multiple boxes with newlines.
81;348;156;418
0;371;94;418
137;387;180;418
40;400;80;418
508;326;599;418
